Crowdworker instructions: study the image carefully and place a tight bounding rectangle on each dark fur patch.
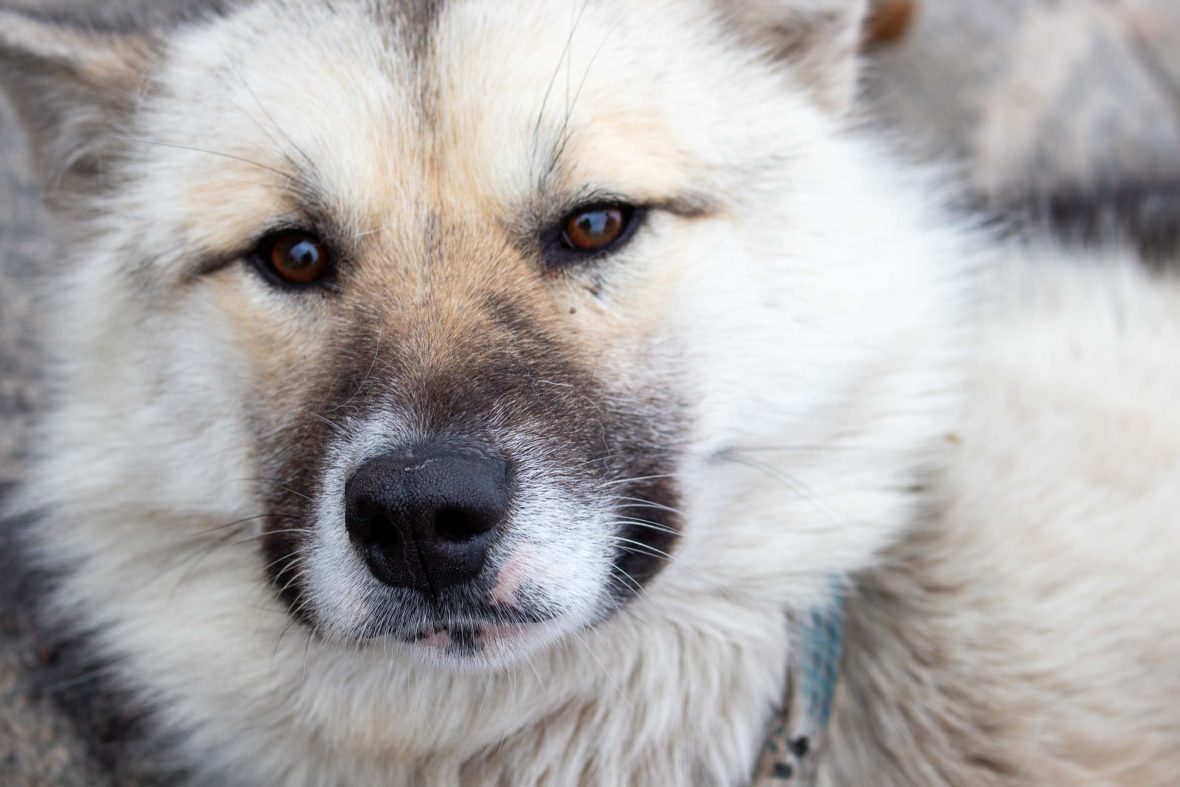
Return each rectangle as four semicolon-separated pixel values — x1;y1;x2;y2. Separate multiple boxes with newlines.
1023;183;1180;268
378;0;447;44
0;493;181;786
0;0;238;35
977;182;1180;268
370;0;448;120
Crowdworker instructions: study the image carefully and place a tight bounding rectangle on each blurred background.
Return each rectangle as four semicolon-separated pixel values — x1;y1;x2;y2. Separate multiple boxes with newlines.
1;0;1179;783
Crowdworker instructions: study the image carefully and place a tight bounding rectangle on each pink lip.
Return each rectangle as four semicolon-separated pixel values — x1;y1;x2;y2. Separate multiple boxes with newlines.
489;552;531;606
422;629;453;648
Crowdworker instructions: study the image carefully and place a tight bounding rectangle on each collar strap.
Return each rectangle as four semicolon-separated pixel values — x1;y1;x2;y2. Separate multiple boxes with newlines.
752;585;846;786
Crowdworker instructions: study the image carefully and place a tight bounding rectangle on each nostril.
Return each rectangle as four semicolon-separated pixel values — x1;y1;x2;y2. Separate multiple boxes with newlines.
346;496;396;546
434;507;496;543
360;512;401;547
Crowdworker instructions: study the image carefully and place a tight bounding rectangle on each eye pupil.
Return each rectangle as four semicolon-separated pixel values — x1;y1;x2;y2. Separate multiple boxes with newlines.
286;240;318;269
264;231;330;285
576;211;613;238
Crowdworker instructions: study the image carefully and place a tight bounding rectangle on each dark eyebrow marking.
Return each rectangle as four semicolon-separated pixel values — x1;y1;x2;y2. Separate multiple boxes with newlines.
498;188;720;267
539;189;719;227
652;193;719;219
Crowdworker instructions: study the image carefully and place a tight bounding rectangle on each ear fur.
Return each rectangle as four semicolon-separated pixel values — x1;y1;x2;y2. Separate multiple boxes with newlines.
715;0;869;112
0;9;156;199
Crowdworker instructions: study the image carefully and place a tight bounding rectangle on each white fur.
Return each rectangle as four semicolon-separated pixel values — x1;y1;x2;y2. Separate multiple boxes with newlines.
2;1;1179;785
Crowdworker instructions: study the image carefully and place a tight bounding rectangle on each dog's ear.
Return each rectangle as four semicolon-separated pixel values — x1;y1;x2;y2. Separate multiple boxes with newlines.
0;10;156;199
716;0;869;112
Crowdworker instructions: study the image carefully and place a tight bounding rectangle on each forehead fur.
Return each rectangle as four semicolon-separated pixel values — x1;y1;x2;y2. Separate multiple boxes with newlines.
123;0;801;261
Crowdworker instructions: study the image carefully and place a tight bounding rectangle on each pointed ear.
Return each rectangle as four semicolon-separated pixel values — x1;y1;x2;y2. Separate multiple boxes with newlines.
0;10;156;198
717;0;869;112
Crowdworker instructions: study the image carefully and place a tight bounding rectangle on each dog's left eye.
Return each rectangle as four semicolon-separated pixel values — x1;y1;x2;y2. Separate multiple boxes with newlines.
253;230;333;287
562;206;631;252
545;203;642;269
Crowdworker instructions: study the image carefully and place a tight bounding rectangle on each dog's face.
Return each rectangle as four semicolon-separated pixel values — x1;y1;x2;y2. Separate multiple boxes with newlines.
3;0;955;671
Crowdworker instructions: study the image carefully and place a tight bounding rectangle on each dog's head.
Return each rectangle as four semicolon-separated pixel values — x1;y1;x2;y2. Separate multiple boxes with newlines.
1;0;959;670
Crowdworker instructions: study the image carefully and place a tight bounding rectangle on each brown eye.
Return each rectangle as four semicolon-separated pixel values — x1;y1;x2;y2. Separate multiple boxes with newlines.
561;206;630;253
261;230;331;286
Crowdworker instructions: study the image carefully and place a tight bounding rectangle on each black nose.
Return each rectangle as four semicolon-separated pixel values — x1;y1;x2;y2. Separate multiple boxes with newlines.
344;449;510;593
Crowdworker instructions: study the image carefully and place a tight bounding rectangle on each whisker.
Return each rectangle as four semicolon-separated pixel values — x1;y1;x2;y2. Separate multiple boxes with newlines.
223;53;318;174
716;451;841;525
611;496;685;516
301;408;347;435
569;625;634;713
119;136;294;181
609;518;681;537
229;528;314;544
270;483;314;503
327;327;384;414
531;0;591;176
599;473;677;489
608;536;676;562
187;513;291;540
609;566;645;597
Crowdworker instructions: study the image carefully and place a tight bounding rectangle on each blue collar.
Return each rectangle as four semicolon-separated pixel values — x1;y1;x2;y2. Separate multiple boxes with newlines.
753;584;846;786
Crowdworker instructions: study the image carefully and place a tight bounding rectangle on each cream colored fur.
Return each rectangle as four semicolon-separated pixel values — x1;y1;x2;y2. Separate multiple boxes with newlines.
830;253;1180;786
0;1;1178;785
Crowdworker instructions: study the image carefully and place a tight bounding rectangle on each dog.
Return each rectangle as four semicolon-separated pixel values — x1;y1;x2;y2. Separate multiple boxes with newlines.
1;1;1178;784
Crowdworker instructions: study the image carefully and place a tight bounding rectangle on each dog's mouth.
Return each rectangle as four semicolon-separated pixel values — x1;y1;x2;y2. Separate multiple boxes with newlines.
374;609;570;666
393;620;538;656
346;593;565;663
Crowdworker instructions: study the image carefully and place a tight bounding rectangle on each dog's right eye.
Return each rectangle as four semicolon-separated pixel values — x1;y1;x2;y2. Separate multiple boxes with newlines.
253;230;333;287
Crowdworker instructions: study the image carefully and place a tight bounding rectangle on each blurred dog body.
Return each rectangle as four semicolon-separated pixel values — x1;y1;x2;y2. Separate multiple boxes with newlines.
1;1;1179;785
